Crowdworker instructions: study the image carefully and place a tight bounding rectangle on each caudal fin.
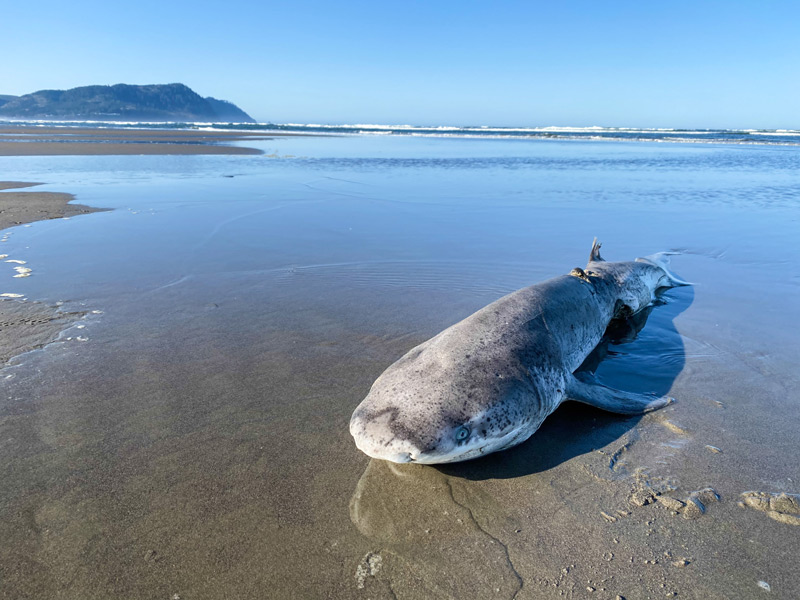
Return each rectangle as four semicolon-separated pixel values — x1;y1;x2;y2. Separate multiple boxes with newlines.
636;252;692;287
589;237;604;262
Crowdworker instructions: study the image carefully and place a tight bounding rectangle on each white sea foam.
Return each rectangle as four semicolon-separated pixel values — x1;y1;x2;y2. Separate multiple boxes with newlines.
749;129;800;136
3;118;800;145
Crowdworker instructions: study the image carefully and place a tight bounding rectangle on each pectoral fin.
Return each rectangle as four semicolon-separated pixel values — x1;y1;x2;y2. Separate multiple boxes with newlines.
565;373;673;415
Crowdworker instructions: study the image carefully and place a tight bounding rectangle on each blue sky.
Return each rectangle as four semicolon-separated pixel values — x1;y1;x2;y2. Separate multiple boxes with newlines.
3;0;798;128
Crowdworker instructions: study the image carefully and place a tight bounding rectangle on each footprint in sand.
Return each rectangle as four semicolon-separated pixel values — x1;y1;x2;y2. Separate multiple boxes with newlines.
646;487;720;519
740;491;800;525
682;488;721;519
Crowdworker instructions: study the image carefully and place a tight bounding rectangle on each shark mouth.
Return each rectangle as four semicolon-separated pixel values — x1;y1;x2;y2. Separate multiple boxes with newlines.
403;423;534;465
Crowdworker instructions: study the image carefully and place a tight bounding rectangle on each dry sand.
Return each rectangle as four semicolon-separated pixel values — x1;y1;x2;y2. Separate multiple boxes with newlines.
0;126;272;155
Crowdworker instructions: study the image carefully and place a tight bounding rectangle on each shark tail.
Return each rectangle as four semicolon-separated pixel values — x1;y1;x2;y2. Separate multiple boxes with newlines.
636;252;692;287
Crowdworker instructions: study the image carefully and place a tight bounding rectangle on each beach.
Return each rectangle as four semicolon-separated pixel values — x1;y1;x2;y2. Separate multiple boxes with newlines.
0;130;798;599
0;126;271;156
0;182;107;371
0;126;269;366
0;181;105;228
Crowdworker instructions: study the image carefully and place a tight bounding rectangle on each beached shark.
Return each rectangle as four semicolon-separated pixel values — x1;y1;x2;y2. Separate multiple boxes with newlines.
350;239;689;464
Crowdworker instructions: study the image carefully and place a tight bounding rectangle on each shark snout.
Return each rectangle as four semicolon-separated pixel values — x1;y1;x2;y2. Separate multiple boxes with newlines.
351;429;421;463
349;412;423;463
352;438;420;463
385;451;414;463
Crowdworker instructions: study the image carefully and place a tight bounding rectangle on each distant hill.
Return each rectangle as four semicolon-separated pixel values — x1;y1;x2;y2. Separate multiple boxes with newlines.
0;83;254;123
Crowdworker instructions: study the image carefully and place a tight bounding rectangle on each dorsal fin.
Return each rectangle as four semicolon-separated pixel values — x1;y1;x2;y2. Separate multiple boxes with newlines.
589;237;604;262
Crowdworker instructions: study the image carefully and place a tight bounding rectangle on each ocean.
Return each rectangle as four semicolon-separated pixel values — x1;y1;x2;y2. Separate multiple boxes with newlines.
1;130;799;599
7;119;800;146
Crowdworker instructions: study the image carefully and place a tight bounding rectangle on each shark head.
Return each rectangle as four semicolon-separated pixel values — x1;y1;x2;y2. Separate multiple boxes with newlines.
349;340;545;464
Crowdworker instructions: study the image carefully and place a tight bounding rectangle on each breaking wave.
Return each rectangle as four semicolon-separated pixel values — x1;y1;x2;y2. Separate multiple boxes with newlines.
3;118;800;145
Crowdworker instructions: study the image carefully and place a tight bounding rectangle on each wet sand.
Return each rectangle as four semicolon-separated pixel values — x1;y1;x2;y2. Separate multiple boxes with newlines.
0;181;104;228
2;274;797;600
0;136;798;599
0;182;105;366
0;126;273;155
0;298;88;365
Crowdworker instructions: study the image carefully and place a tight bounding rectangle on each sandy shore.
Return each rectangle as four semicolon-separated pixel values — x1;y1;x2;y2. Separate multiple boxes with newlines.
0;126;273;155
0;182;106;366
1;136;798;599
0;181;106;229
0;299;88;365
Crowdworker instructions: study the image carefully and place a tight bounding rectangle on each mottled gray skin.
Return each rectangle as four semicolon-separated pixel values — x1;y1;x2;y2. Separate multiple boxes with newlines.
350;243;685;464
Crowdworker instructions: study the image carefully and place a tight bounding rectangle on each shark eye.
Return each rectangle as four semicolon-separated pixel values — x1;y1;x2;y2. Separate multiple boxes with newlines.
455;425;471;442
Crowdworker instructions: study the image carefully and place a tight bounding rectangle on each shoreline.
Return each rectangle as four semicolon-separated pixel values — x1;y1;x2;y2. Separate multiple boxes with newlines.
3;124;798;150
1;135;798;599
0;181;107;230
0;181;106;366
0;126;274;156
